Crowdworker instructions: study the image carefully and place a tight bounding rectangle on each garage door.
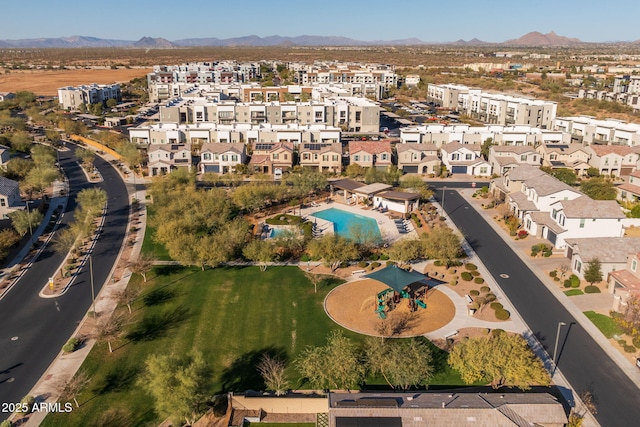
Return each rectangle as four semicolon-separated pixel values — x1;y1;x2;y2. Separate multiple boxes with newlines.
452;165;467;174
203;164;220;173
402;166;418;173
547;230;557;246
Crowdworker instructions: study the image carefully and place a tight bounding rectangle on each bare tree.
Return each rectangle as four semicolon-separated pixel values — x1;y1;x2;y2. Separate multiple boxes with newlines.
95;311;126;353
118;284;142;314
558;263;570;279
128;253;155;282
257;354;290;396
61;370;91;408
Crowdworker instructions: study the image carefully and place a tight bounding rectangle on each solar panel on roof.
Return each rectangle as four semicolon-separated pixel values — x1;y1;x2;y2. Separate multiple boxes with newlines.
335;417;402;427
255;143;274;151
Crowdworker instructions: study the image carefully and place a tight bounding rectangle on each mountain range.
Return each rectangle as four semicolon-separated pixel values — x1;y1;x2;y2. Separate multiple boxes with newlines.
0;32;636;49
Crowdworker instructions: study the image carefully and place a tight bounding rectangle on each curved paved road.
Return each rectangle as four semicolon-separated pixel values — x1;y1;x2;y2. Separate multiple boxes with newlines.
0;147;128;417
431;182;640;426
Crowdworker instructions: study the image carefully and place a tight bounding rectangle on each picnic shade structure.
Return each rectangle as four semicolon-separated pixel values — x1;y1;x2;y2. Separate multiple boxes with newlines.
364;264;426;294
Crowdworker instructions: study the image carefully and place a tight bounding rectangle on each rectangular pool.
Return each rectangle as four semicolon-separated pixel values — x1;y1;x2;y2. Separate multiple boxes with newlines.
311;208;382;242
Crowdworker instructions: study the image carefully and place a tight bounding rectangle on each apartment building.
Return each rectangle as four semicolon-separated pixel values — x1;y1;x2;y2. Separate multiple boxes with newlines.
290;61;397;90
577;89;640;111
614;75;640;94
57;83;121;110
553;116;640;146
400;124;569;147
129;123;341;147
427;84;557;128
157;97;379;133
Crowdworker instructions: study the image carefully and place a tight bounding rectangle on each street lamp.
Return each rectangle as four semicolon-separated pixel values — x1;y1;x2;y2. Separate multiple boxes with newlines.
25;200;34;246
553;321;567;365
442;186;446;216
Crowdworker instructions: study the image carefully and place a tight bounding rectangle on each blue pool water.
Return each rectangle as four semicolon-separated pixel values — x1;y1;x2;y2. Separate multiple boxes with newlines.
269;228;289;238
311;208;382;242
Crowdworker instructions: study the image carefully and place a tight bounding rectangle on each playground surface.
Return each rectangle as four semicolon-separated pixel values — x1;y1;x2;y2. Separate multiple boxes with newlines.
324;279;455;337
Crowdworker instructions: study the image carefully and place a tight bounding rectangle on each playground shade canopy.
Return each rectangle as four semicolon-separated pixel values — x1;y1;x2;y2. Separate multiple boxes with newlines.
364;265;426;293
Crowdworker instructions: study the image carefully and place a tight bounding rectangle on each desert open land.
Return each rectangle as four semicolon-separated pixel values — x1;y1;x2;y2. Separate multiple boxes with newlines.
0;68;151;96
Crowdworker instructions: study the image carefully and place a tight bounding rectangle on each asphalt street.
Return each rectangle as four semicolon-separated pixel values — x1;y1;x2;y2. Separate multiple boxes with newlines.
432;183;640;426
0;147;128;418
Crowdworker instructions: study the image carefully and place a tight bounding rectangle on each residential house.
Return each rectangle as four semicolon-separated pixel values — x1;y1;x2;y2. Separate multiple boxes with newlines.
532;196;625;249
0;176;22;220
490;163;546;202
536;143;591;176
348;140;393;170
488;145;540;175
608;252;640;312
298;142;343;173
440;142;491;176
585;144;639;177
249;142;294;174
0;144;10;169
396;143;440;175
199;143;246;174
328;391;567;427
147;144;194;176
0;92;16;102
564;237;640;281
617;170;640;202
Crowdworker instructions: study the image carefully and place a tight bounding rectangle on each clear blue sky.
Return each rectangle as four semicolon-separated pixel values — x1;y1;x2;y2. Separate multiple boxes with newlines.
2;0;638;43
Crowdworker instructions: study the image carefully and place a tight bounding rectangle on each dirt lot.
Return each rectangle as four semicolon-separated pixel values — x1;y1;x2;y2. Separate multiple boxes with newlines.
0;68;151;96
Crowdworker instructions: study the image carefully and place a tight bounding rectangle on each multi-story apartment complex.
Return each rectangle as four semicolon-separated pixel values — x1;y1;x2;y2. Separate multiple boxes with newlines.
613;75;640;95
290;62;398;91
147;62;260;101
553;116;640;146
427;84;557;128
129;123;341;147
156;97;379;133
577;89;640;111
57;83;121;110
400;124;569;147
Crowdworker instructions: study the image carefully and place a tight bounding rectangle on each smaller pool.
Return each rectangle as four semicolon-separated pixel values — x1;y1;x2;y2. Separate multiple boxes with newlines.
311;208;382;242
269;228;289;238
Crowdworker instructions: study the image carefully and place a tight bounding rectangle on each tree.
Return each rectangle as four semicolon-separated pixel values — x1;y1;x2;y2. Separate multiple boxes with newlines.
95;311;126;353
243;239;276;271
25;166;59;195
345;163;365;179
75;146;96;168
307;234;359;272
106;98;118;109
9;130;32;153
60;370;91;408
541;167;577;186
580;177;617;200
399;175;434;201
0;229;21;260
295;330;364;390
4;157;34;180
45;129;61;146
139;351;210;426
480;137;494;160
448;333;550;390
388;238;423;267
585;167;600;178
257;353;289;396
583;258;603;285
364;337;433;390
117;143;143;171
128;253;155;282
305;272;331;294
615;294;640;338
118;284;142;314
31;144;56;167
9;209;43;237
420;226;463;266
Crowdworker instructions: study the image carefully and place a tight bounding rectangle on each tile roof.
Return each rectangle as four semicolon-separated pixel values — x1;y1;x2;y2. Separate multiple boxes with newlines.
555;196;625;219
564;237;640;263
588;144;635;157
0;176;19;196
348;140;392;155
508;192;538;212
440;141;482;153
200;142;245;155
505;164;546;181
617;182;640;196
491;145;536;154
524;174;577;196
529;211;566;234
609;269;640;292
396;143;439;154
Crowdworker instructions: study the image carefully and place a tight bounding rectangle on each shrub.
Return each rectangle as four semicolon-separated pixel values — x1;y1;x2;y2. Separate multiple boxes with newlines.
1;420;13;427
63;337;81;353
542;250;552;257
448;268;457;274
470;270;480;277
449;279;458;286
369;253;380;261
531;244;541;255
549;270;557;278
509;231;517;236
433;260;443;266
19;395;35;413
469;289;480;296
371;261;381;268
495;308;511;320
474;277;485;284
465;263;478;271
554;277;560;281
632;336;640;348
386;261;396;266
584;285;601;294
490;329;505;337
490;302;503;310
618;339;627;346
563;279;572;288
624;345;636;353
461;272;473;281
570;274;580;288
449;260;463;267
480;286;491;293
358;261;369;268
517;230;528;239
379;254;390;261
530;251;538;257
300;254;310;262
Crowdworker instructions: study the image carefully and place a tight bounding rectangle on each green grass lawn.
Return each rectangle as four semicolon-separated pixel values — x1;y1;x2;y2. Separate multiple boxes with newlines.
584;310;623;339
564;289;584;296
140;205;172;261
42;266;464;426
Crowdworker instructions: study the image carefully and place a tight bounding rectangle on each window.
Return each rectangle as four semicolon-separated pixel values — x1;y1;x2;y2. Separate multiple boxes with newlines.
303;153;310;160
332;155;338;161
465;153;473;160
222;155;228;161
381;153;388;160
452;153;460;160
480;166;488;174
231;155;238;161
354;155;360;161
273;153;279;160
632;259;637;272
203;153;211;161
575;260;582;272
521;154;527;161
579;218;585;228
0;198;5;207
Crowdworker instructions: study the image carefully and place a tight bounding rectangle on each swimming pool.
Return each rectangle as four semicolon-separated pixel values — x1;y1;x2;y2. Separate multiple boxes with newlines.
311;208;382;242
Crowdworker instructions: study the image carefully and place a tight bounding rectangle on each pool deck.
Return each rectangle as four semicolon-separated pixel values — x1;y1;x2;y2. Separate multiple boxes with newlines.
300;201;417;243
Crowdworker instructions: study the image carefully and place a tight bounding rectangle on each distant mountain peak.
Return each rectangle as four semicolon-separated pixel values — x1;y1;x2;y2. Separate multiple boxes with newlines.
133;36;175;48
505;31;583;46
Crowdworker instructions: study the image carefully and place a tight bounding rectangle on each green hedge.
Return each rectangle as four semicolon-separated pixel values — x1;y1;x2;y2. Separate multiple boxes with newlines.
465;263;478;271
461;272;473;281
480;286;491;293
62;337;81;353
491;329;505;337
569;274;580;287
371;262;381;268
584;285;601;294
469;289;480;296
495;308;511;320
474;277;485;284
490;302;503;310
